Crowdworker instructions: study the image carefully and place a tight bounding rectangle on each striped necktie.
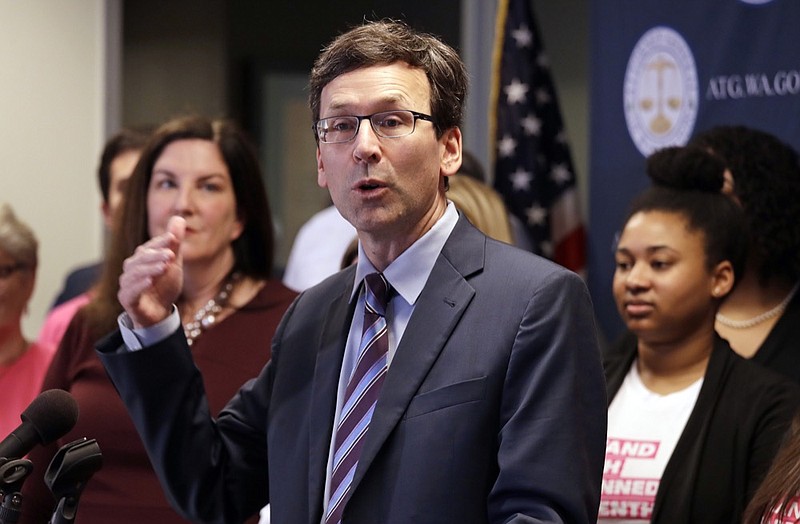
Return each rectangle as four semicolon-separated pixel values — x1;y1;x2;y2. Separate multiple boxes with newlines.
325;272;391;524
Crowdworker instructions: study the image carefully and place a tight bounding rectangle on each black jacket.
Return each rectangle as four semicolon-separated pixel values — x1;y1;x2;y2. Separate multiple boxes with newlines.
604;334;800;523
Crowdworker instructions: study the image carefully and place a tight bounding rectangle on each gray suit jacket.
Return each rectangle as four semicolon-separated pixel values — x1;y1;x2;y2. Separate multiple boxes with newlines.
98;215;607;523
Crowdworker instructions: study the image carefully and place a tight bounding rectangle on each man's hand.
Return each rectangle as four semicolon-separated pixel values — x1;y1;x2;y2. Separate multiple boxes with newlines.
118;216;185;328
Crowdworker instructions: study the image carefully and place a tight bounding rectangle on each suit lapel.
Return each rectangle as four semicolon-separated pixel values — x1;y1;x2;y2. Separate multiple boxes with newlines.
347;216;484;495
307;275;356;524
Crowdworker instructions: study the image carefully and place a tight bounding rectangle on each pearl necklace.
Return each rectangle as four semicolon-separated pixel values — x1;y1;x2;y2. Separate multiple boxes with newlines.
716;282;800;329
183;272;240;346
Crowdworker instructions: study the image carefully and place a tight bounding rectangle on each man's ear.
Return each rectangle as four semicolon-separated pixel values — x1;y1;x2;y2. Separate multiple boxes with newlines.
316;147;328;189
440;127;462;178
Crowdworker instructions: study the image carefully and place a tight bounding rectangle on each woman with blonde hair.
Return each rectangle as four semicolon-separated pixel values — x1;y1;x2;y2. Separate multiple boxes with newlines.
0;203;54;438
447;174;514;245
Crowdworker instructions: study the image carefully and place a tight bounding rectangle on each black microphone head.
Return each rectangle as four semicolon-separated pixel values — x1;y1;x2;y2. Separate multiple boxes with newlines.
20;389;79;445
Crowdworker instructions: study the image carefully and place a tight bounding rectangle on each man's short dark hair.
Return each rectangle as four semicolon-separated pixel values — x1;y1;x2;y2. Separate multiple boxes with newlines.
309;19;468;139
97;126;152;203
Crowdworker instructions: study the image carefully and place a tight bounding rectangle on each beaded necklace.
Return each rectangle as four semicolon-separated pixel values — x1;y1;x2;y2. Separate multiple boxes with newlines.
183;272;241;346
716;282;800;329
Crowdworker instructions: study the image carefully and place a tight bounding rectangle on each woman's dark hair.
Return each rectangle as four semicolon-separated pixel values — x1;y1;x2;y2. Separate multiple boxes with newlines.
308;19;468;138
690;125;800;285
622;145;748;280
86;115;274;333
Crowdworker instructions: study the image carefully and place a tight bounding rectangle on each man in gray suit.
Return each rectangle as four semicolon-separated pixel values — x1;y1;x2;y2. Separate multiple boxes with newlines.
98;20;606;524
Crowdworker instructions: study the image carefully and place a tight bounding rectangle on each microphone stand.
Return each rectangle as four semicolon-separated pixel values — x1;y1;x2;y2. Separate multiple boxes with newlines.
0;457;33;524
44;438;102;524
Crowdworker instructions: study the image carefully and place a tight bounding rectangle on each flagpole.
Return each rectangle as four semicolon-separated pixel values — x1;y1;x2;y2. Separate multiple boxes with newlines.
488;0;509;182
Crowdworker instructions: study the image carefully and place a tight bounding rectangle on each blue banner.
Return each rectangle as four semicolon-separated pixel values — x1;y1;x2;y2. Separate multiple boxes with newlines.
589;0;800;342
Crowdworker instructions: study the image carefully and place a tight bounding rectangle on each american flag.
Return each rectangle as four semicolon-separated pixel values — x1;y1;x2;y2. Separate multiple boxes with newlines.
491;0;586;274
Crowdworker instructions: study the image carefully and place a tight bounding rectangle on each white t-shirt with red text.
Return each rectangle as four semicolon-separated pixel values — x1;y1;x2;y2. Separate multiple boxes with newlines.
599;362;702;523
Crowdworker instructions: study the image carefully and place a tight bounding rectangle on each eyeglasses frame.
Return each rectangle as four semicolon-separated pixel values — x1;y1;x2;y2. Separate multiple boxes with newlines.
312;110;435;144
0;262;29;279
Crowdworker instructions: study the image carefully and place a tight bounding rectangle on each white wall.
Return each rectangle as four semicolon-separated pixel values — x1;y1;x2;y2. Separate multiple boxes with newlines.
0;0;108;339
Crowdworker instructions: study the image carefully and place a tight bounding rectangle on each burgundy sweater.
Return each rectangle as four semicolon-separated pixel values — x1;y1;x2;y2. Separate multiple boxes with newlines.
21;280;297;523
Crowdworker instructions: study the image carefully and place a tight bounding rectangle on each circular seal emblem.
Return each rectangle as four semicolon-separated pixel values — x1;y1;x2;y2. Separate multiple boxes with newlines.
623;26;699;156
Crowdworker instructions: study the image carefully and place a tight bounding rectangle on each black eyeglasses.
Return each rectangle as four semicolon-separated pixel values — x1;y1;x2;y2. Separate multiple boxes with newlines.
0;263;28;279
312;110;435;144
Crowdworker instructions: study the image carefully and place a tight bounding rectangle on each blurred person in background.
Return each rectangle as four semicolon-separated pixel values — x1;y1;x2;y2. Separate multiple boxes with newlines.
690;126;800;378
38;126;152;349
48;126;152;309
0;203;55;438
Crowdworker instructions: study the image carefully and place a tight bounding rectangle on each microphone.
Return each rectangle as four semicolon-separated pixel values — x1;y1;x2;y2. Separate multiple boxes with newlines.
0;390;78;524
45;438;102;524
0;390;79;461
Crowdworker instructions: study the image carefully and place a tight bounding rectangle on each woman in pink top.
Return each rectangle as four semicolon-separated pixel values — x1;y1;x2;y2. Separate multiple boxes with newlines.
37;293;92;350
0;203;55;438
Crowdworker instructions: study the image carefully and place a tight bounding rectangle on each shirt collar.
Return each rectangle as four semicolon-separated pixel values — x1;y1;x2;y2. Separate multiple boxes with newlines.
350;201;459;305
